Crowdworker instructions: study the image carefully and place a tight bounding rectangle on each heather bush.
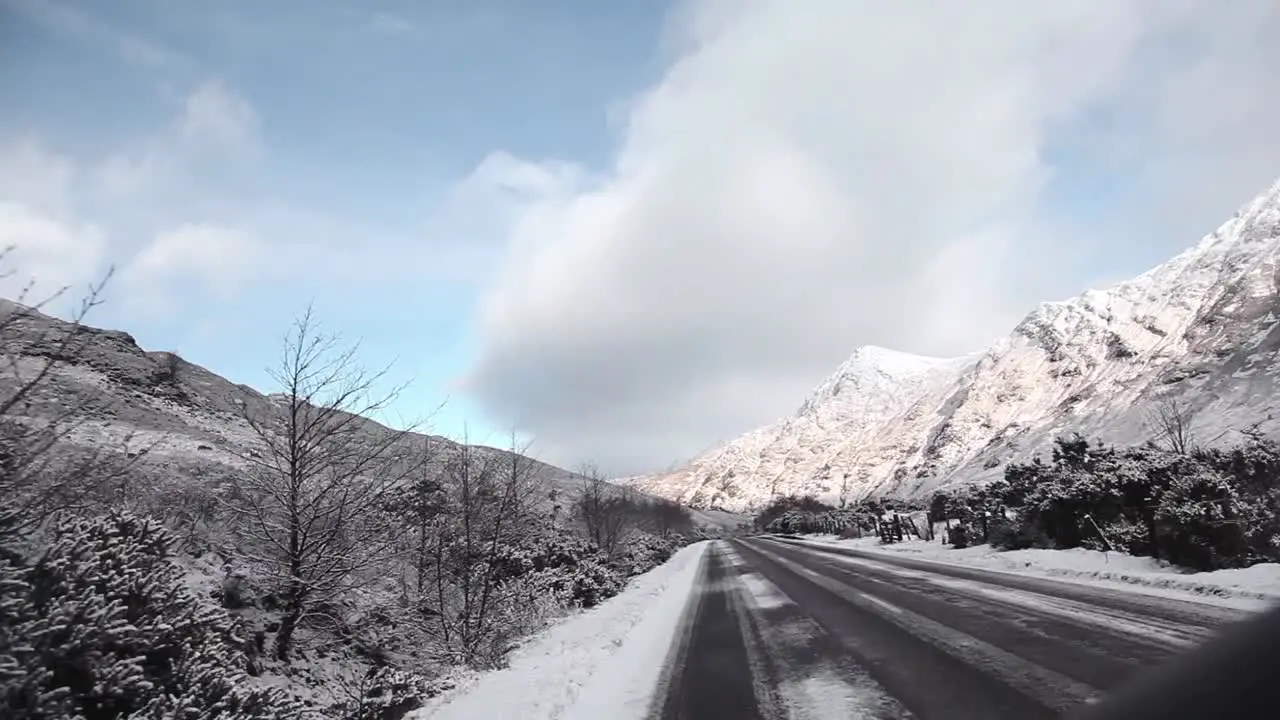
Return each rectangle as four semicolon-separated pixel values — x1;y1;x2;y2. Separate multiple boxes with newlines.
0;509;303;719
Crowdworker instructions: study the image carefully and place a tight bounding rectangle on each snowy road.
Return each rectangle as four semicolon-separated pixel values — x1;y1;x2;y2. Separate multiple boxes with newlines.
656;537;1256;720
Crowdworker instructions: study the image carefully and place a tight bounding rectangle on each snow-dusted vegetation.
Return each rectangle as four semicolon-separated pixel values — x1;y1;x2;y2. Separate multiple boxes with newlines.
0;282;705;719
755;430;1280;596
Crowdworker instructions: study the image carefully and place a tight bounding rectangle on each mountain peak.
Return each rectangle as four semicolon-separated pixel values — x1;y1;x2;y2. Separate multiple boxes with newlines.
634;175;1280;512
842;345;960;374
796;345;966;419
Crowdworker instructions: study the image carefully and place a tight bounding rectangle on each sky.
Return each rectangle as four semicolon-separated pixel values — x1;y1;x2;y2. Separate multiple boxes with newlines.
3;0;1280;477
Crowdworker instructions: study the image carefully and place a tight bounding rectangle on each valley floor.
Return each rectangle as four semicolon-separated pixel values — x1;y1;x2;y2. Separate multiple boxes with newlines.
413;536;1276;719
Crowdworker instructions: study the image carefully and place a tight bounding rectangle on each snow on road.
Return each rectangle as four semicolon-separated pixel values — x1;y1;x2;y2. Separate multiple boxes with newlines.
791;535;1280;609
411;541;709;720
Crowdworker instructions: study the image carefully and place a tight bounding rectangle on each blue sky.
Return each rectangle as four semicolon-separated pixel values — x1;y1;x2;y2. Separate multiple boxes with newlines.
1;0;669;448
4;0;1280;473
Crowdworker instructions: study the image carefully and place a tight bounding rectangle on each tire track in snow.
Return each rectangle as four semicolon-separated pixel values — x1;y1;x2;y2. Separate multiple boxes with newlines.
796;546;1219;649
737;539;1087;719
725;543;913;720
748;541;1102;712
651;540;773;720
763;538;1237;690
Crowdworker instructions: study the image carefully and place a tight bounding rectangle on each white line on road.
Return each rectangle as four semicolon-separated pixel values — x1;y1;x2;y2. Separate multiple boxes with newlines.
749;542;1103;713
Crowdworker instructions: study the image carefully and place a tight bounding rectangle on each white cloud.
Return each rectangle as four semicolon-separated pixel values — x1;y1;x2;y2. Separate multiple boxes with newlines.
0;78;272;325
0;203;106;303
0;137;75;217
0;139;107;305
177;80;259;150
97;79;259;199
462;0;1280;474
121;223;261;314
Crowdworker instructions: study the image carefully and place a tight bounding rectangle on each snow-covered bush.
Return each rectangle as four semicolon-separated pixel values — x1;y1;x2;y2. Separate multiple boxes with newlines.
484;526;628;610
933;432;1280;571
607;531;682;577
987;519;1052;551
330;666;444;720
0;509;303;719
754;495;883;537
487;526;601;582
553;554;625;608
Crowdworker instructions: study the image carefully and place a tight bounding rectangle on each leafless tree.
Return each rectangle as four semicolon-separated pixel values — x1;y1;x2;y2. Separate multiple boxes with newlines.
224;306;427;661
1146;396;1196;455
0;254;144;531
424;431;549;667
389;435;447;604
575;464;635;556
640;497;694;537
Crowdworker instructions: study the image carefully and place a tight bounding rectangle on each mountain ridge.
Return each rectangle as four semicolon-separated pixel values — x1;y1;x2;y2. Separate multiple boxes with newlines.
632;177;1280;512
0;301;614;512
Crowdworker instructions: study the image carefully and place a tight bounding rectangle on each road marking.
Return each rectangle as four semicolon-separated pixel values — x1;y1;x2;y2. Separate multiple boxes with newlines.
861;592;904;615
729;543;913;720
750;542;1102;714
739;571;796;610
782;541;1212;650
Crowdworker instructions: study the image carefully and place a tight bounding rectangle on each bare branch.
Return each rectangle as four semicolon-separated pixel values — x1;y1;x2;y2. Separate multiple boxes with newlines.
1145;396;1196;455
221;308;434;661
0;257;133;530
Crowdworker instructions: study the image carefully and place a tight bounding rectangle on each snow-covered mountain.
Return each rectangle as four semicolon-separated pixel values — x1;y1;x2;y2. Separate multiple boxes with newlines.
633;178;1280;513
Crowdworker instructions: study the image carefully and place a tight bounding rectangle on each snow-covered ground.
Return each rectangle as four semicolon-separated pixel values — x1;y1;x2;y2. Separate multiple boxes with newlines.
410;541;710;720
791;535;1280;609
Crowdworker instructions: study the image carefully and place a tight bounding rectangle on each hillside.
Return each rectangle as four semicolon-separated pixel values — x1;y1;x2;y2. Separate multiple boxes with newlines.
0;299;638;518
634;178;1280;512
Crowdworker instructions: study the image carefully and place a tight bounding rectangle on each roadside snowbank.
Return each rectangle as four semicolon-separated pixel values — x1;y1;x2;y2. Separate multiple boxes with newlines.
410;541;709;720
792;535;1280;606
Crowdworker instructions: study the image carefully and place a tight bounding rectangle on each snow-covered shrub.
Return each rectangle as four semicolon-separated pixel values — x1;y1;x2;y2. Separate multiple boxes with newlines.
608;531;681;576
477;528;626;611
1152;469;1248;570
987;520;1051;551
487;526;601;583
937;432;1280;570
561;554;625;608
755;495;881;537
330;666;444;720
140;474;229;556
0;509;303;719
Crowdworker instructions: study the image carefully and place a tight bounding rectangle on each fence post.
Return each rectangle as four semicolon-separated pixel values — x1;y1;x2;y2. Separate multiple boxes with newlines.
1083;513;1113;563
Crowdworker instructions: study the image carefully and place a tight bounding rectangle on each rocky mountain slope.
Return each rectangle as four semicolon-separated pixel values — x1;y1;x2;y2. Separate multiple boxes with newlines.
0;300;599;517
633;178;1280;513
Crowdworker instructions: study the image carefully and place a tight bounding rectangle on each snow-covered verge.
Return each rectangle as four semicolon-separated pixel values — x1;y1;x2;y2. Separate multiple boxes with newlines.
410;541;709;720
789;535;1280;608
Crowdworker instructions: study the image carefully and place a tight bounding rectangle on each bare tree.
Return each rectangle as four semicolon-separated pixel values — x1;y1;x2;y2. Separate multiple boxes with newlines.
642;497;694;537
838;472;852;509
0;254;143;531
1146;396;1196;455
425;431;548;667
378;434;448;606
575;464;635;556
224;307;426;661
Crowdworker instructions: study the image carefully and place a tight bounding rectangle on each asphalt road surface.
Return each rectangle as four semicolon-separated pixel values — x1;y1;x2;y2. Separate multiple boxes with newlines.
653;537;1258;720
